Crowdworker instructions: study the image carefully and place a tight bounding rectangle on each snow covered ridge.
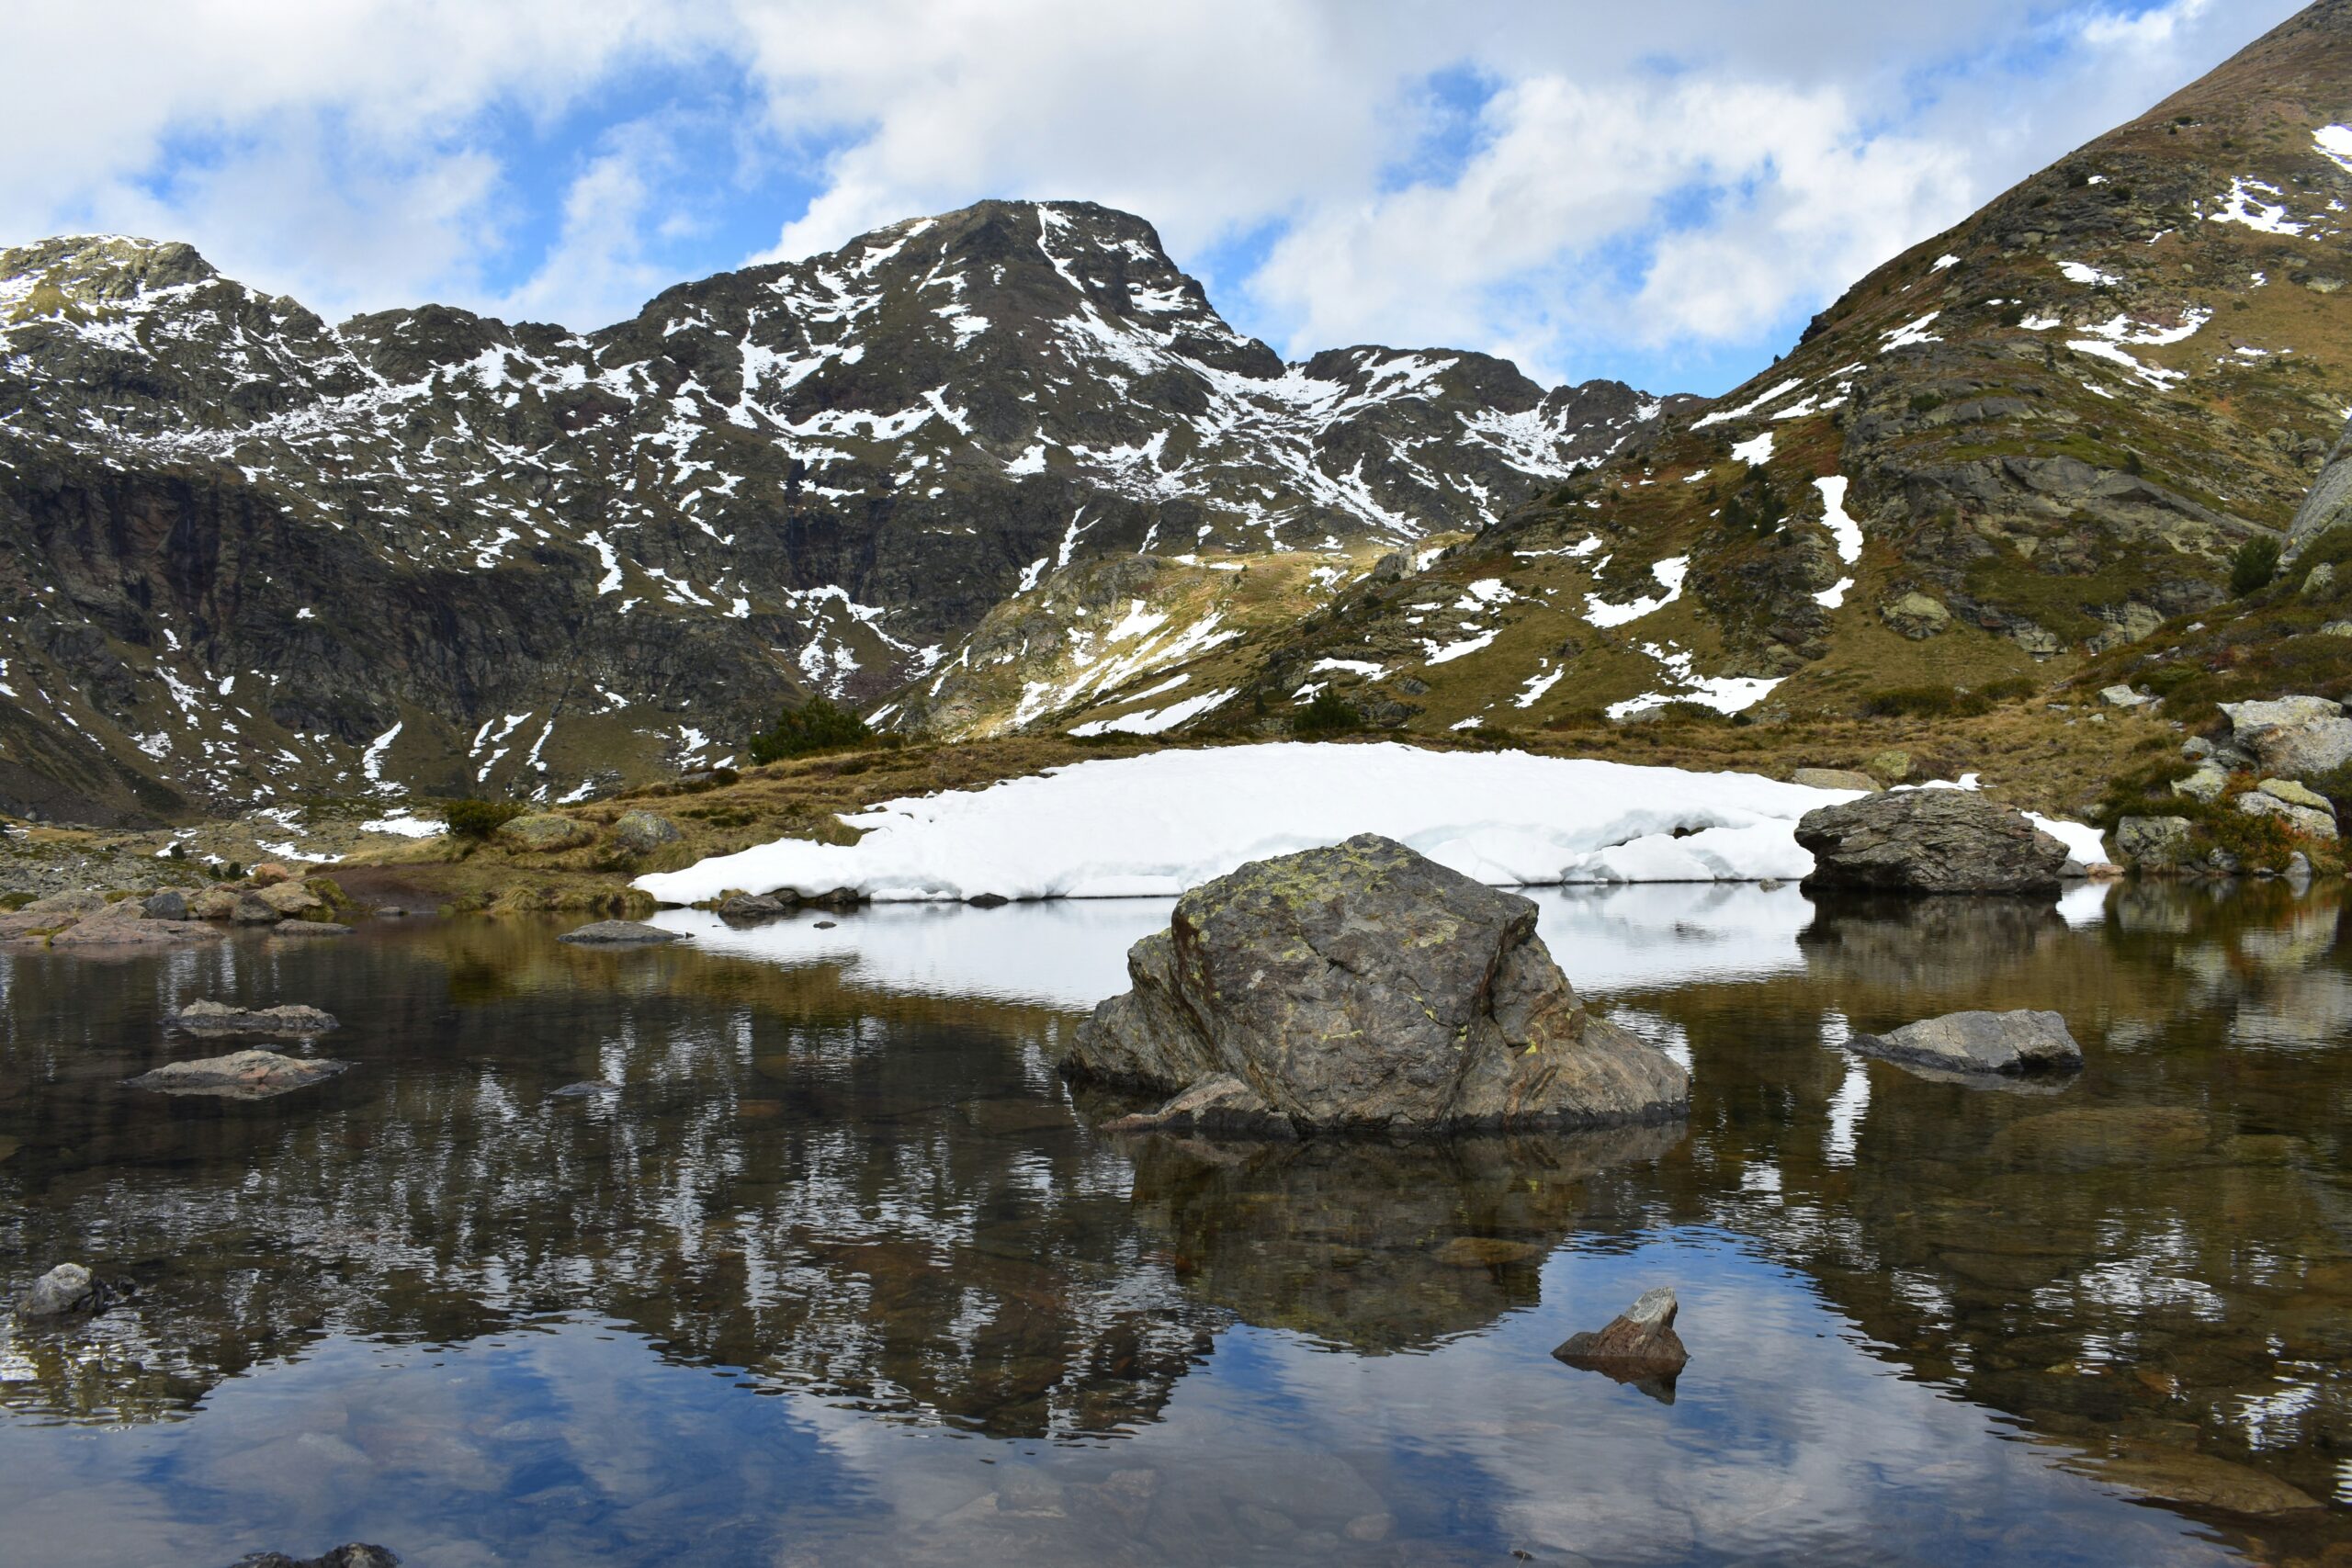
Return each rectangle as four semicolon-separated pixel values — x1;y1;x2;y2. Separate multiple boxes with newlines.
633;742;2105;904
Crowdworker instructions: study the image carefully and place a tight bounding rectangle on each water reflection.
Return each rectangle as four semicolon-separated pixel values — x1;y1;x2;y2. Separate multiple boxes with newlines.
0;883;2344;1563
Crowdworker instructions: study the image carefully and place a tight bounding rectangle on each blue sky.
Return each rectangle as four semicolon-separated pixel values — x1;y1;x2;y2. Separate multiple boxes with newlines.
0;1;2304;396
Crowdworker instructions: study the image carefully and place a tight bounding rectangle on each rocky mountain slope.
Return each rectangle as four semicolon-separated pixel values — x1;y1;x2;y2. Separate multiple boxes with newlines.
986;1;2352;744
0;203;1685;822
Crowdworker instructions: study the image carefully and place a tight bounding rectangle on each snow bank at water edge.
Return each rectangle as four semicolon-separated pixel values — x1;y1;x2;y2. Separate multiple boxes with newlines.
635;743;2098;905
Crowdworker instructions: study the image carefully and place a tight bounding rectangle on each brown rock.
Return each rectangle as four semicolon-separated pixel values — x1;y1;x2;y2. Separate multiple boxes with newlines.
1553;1286;1689;1394
126;1049;349;1100
247;862;295;886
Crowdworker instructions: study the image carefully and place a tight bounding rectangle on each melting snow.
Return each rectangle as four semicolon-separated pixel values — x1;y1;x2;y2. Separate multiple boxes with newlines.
1586;557;1689;627
1730;432;1775;466
1815;477;1863;565
1880;311;1942;352
1693;377;1805;429
631;742;2075;902
1066;688;1234;737
2209;176;2305;237
2317;125;2352;175
2058;261;2120;287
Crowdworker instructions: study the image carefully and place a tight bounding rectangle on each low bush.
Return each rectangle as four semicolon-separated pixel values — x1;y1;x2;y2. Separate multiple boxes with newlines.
2230;536;2281;597
1861;683;1991;719
445;798;527;840
747;697;872;764
1294;690;1365;738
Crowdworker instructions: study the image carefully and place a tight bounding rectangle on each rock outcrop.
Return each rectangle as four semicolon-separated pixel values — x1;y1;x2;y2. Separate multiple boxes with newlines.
228;1547;402;1568
1847;1010;2085;1077
558;919;684;946
2111;815;2197;870
1796;790;2068;895
1059;834;1689;1134
2219;696;2352;781
612;812;684;854
2287;412;2352;558
127;1050;349;1099
1551;1286;1690;1394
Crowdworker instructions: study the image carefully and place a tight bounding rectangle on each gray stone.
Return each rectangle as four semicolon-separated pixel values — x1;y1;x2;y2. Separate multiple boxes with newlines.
497;813;597;852
1552;1286;1689;1393
1791;768;1880;792
1848;1009;2084;1076
2182;736;2214;760
2287;851;2314;883
2237;790;2338;840
2099;684;2151;707
128;1050;349;1100
558;919;684;946
550;1080;621;1099
2171;763;2229;804
2220;696;2352;780
611;812;684;854
2287;412;2352;558
2306;562;2336;596
17;1262;98;1318
169;1001;339;1034
1059;834;1688;1134
270;921;353;937
2322;621;2352;638
2256;777;2335;815
41;901;226;948
717;893;787;919
1795;790;2069;896
141;889;188;920
2112;816;2196;869
1881;592;1951;639
231;891;283;925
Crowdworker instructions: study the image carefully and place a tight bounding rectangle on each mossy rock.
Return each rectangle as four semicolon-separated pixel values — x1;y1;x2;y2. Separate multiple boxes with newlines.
611;812;684;854
496;814;599;852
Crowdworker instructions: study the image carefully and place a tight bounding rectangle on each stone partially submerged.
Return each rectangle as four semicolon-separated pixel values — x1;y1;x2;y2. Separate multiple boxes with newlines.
1552;1286;1690;1399
1796;790;2069;895
558;919;684;946
168;1000;339;1035
16;1262;107;1319
1847;1010;2085;1077
1060;834;1689;1135
128;1050;349;1100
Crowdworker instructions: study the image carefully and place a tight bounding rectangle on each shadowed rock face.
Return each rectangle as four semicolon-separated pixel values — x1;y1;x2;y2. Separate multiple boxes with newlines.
1797;791;2068;896
2288;413;2352;558
1061;834;1689;1133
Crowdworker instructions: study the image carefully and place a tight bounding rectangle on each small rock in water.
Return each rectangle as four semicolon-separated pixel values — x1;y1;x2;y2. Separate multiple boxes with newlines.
550;1080;621;1099
170;1000;340;1035
128;1050;350;1100
1796;791;2069;896
1553;1286;1689;1399
966;891;1011;908
557;920;684;946
718;893;787;919
17;1262;105;1318
229;1547;403;1568
812;919;837;929
270;922;353;938
1847;1010;2083;1077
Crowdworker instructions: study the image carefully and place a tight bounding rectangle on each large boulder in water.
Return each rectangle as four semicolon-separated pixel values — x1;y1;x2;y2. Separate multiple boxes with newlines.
1796;790;2068;896
1058;834;1689;1134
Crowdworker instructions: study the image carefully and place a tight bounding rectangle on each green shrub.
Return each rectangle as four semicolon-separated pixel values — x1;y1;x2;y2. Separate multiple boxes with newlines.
1294;690;1365;738
445;798;527;840
1908;391;1945;415
1980;674;2036;703
2230;536;2282;597
1861;684;1991;719
747;697;872;764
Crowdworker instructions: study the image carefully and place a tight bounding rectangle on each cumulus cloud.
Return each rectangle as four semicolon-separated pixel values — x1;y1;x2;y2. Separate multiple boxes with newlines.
0;0;2307;383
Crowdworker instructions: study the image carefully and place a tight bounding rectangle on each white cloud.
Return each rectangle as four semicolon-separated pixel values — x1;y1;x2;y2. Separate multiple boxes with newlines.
0;0;2310;381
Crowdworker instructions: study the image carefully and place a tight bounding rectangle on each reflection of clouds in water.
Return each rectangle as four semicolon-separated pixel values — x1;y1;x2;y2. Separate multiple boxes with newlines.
1823;1043;1868;1169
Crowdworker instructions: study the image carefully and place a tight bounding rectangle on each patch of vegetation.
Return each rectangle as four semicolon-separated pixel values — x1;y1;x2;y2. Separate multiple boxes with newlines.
0;891;32;912
2230;536;2282;597
747;697;873;764
445;798;528;840
1294;690;1365;737
1861;683;1993;719
2307;761;2352;824
1720;469;1789;536
1908;391;1946;415
2091;753;2199;829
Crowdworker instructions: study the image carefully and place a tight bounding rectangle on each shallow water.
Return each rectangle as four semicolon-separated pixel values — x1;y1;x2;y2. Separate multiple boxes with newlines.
0;882;2346;1566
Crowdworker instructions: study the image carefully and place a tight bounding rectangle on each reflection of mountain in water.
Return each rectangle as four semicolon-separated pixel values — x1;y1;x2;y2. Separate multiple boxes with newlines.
0;925;1670;1438
2;887;2350;1540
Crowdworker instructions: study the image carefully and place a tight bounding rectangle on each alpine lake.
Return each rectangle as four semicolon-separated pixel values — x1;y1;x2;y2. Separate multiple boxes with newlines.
1;880;2347;1567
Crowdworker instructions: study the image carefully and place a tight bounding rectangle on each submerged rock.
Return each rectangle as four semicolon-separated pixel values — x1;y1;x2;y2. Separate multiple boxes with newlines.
1059;834;1688;1134
128;1050;350;1100
558;919;684;946
169;1000;339;1035
1847;1010;2084;1077
1796;790;2068;896
270;921;353;937
17;1262;103;1318
1552;1286;1690;1396
549;1079;621;1099
1102;1074;1296;1139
